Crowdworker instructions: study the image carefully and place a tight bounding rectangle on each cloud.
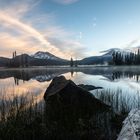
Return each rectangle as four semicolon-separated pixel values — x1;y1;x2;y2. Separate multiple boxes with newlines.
92;17;97;28
0;13;50;45
0;32;46;57
52;0;79;5
0;0;41;17
92;23;97;28
0;0;85;59
47;37;86;58
123;39;140;52
126;40;139;48
79;32;82;39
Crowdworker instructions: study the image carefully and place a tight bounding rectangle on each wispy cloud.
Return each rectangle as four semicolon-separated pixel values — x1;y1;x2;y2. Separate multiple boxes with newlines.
0;12;51;46
0;33;44;57
52;0;79;5
47;37;86;58
92;17;97;28
0;0;85;59
124;39;140;52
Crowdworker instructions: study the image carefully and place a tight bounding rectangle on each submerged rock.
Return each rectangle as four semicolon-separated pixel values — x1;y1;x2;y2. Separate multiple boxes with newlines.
78;84;103;91
44;76;108;110
43;76;120;139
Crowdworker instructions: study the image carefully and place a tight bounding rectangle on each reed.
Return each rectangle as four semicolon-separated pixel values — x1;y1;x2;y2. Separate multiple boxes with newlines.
94;89;140;115
0;88;139;139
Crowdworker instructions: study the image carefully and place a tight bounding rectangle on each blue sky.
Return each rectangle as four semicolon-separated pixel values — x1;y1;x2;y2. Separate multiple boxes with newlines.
0;0;140;59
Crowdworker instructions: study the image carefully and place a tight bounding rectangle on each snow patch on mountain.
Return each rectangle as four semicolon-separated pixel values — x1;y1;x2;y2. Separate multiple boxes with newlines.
126;46;140;53
100;47;139;57
32;51;61;60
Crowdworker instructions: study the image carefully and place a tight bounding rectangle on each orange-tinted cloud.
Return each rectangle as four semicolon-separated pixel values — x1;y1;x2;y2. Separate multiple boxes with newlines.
0;0;85;59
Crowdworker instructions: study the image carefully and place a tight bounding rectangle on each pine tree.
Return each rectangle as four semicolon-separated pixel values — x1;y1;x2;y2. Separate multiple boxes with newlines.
70;57;73;67
25;55;28;67
13;52;15;59
15;51;17;58
112;52;116;65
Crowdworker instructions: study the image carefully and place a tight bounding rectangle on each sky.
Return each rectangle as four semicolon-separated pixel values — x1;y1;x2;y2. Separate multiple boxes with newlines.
0;0;140;59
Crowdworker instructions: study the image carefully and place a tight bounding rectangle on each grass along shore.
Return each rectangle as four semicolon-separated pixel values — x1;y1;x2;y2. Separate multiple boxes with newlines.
0;88;138;139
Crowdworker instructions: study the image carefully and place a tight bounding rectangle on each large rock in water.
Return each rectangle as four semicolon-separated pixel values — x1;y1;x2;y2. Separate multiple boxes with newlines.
44;76;108;110
44;76;118;140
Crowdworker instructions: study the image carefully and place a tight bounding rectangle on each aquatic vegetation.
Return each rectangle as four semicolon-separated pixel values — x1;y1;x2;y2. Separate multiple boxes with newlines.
0;87;120;140
94;89;140;115
0;80;139;139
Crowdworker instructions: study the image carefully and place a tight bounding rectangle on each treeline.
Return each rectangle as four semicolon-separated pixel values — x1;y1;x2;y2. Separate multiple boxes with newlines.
7;51;29;68
5;52;77;68
112;49;140;65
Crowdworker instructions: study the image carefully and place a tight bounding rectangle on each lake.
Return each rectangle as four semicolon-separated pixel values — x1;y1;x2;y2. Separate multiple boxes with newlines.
0;66;140;113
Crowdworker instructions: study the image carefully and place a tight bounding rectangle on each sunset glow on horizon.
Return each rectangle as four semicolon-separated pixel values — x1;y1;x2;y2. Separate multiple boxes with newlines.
0;0;140;59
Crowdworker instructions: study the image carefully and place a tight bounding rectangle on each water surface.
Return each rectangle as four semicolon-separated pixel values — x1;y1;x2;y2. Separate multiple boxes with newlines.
0;66;140;112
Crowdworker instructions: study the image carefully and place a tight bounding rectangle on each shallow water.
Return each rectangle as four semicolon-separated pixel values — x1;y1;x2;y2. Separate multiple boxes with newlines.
0;66;140;112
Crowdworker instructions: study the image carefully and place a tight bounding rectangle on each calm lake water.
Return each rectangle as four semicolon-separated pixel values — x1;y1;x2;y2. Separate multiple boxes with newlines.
0;66;140;113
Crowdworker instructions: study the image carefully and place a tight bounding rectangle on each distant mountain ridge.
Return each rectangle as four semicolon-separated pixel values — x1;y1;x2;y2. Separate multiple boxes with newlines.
0;47;140;67
79;47;140;65
0;51;69;67
0;57;10;67
79;55;112;65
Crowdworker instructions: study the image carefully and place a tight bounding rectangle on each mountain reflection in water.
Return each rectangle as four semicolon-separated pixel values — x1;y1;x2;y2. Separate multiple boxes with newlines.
0;66;140;112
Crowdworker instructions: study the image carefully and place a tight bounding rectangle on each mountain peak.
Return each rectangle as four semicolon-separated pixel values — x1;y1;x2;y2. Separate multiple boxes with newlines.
32;51;58;60
101;48;133;56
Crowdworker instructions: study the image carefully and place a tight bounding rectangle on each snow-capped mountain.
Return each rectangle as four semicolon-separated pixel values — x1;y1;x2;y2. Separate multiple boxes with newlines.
1;45;140;67
101;46;140;56
0;51;70;67
79;47;140;65
100;48;132;56
125;46;140;53
32;51;63;60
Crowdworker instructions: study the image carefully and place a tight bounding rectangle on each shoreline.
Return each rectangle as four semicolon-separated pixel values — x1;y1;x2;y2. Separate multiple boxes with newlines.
0;65;140;71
